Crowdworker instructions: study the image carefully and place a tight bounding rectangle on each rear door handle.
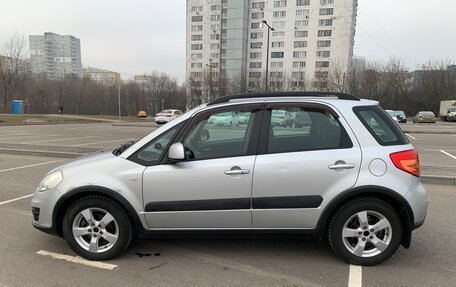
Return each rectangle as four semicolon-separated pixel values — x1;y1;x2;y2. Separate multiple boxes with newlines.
225;166;250;175
328;163;355;170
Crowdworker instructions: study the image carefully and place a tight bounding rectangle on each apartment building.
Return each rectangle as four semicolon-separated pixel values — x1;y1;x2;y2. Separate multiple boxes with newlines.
29;32;82;80
83;67;121;86
186;0;357;98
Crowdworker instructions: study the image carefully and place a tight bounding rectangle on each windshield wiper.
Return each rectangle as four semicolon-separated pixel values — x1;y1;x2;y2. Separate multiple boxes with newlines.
113;141;136;156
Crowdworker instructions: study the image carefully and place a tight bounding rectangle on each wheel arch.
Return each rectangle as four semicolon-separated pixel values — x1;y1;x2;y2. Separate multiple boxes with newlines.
53;186;146;238
316;185;414;248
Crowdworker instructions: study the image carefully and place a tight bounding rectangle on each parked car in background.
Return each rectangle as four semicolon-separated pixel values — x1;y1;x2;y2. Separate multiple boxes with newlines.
207;111;239;126
385;110;399;123
413;111;436;123
271;110;292;127
237;112;251;125
394;110;407;123
137;111;147;118
155;109;183;124
439;100;456;122
294;110;312;128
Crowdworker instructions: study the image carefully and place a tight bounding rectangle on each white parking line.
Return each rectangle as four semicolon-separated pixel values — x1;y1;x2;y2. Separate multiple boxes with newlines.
0;134;60;140
0;160;63;173
36;250;118;270
0;194;33;206
21;136;94;144
348;265;362;287
440;150;456;160
405;133;416;140
71;138;136;147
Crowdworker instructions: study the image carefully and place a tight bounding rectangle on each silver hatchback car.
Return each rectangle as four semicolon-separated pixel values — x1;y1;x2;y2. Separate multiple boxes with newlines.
32;92;428;265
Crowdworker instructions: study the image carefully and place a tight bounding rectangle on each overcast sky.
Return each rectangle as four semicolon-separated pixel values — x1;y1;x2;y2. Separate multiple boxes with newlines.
1;0;455;83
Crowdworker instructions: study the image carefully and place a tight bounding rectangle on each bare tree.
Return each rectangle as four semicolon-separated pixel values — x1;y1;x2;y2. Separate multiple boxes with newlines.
0;34;29;112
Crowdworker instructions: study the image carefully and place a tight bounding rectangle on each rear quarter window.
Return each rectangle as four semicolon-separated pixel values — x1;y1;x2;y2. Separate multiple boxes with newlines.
353;106;409;146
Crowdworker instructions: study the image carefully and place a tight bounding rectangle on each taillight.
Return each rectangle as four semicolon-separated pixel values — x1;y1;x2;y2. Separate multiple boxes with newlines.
389;149;420;177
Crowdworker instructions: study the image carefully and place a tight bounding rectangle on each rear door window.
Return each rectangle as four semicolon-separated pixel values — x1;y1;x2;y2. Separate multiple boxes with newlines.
353;106;409;146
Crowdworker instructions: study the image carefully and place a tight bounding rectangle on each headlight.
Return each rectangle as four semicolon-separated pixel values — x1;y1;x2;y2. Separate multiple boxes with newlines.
36;170;63;192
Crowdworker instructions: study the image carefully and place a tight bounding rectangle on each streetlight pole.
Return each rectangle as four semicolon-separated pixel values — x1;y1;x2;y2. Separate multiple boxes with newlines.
117;82;121;121
206;60;217;101
262;20;275;92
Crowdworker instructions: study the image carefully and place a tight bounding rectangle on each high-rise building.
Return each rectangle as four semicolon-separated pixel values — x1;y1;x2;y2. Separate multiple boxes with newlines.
29;32;82;80
186;0;358;100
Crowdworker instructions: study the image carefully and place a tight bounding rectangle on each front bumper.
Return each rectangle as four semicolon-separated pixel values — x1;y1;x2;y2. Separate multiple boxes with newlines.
31;187;63;236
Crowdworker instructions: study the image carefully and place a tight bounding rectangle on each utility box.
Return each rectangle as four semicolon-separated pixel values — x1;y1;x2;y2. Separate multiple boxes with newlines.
13;100;25;114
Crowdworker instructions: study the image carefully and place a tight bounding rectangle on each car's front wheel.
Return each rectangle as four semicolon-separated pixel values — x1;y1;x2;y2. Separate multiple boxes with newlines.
62;196;133;260
328;197;402;266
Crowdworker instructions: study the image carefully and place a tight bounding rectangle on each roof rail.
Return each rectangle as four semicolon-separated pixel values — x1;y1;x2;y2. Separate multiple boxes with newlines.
207;91;360;106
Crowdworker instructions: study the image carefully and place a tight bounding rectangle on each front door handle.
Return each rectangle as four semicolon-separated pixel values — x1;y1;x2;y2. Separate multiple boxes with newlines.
225;166;250;175
328;161;355;170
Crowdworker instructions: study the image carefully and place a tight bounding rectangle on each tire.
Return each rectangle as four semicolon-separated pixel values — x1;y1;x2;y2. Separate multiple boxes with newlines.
328;197;402;266
62;196;133;260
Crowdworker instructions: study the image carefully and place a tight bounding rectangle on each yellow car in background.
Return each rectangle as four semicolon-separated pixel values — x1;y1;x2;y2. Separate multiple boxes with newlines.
137;111;147;118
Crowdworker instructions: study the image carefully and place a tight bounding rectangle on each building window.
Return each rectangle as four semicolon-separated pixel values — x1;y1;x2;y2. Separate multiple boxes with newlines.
296;9;309;17
191;44;203;50
191;72;202;78
191;53;202;60
210;53;220;59
252;2;265;8
273;0;287;7
293;51;307;58
320;0;334;4
210;34;220;40
271;41;285;48
249;72;262;78
316;51;331;57
191;6;203;12
273;11;287;18
296;0;310;6
270;71;283;78
292;61;306;68
191;35;203;41
272;31;286;36
250;52;262;59
270;62;283;68
295;20;309;28
315;71;329;78
252;12;264;19
211;15;221;21
250;62;262;68
272;21;286;29
191;25;203;32
191;63;202;69
292;71;305;78
318;30;332;36
211;24;221;31
250;42;263;49
317;40;331;47
191;16;203;22
251;32;264;39
319;19;333;26
251;22;262;29
316;61;330;68
294;31;308;37
210;44;220;50
319;8;333;15
294;41;307;48
211;4;220;11
271;52;284;58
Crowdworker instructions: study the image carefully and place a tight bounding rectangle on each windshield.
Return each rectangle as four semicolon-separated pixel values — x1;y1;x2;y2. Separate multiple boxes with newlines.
386;111;396;117
394;111;405;117
421;112;435;116
449;107;456;113
159;110;172;114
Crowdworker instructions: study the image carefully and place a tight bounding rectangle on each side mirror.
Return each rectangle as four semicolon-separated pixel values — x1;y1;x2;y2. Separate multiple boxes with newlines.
200;129;210;142
168;142;185;161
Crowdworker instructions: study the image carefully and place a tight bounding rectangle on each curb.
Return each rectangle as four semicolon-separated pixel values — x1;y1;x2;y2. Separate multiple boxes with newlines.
401;130;456;135
420;175;456;186
0;148;84;159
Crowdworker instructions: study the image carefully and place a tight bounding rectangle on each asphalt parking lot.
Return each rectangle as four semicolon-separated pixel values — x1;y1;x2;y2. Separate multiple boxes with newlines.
0;153;455;286
0;121;455;286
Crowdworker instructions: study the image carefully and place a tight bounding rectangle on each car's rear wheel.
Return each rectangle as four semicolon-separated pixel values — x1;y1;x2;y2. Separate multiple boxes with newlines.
62;196;133;260
328;197;402;266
